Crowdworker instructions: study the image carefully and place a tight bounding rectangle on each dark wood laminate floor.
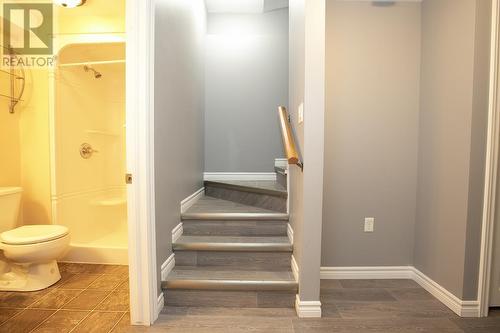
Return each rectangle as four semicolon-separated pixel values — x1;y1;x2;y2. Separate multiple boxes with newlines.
136;279;500;333
185;196;282;214
207;180;287;194
2;263;500;332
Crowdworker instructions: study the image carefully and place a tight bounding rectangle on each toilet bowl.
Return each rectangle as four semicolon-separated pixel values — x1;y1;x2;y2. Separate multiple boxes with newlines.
0;187;70;291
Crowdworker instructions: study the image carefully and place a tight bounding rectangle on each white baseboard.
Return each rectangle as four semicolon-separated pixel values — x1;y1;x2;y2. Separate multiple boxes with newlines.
320;265;480;318
412;268;480;317
204;172;277;181
180;187;204;214
320;266;414;280
295;295;322;318
275;158;288;169
155;254;172;322
291;255;299;282
287;223;294;245
171;223;183;243
155;292;164;320
160;253;175;281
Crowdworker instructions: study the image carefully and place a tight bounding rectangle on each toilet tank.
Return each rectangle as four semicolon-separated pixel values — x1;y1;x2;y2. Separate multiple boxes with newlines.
0;187;22;233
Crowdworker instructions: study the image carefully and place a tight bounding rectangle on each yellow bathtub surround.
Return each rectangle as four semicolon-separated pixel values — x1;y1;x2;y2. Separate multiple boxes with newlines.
54;42;127;264
0;18;21;187
0;74;21;187
19;67;52;225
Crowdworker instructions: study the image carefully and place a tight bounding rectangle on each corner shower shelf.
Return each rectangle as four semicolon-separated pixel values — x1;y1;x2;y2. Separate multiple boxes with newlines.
90;197;126;207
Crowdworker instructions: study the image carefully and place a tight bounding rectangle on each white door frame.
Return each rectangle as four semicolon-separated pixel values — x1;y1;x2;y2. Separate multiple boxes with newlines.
478;0;500;318
126;0;159;325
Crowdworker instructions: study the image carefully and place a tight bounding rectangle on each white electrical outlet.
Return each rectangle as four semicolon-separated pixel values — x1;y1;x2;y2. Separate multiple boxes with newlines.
298;103;304;124
364;217;374;232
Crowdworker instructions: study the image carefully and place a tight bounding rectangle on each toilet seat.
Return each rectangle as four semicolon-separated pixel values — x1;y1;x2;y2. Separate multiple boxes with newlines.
1;225;69;245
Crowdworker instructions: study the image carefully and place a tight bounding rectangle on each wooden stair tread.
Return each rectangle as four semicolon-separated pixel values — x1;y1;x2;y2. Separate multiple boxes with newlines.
182;196;289;221
167;266;295;280
163;267;297;291
176;235;290;243
173;235;292;252
204;180;287;198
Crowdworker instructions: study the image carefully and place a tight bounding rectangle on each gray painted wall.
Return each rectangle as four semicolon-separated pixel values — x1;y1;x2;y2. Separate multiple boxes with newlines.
289;0;326;302
288;0;305;270
204;10;289;172
414;0;490;300
154;0;206;295
322;1;421;267
322;0;491;301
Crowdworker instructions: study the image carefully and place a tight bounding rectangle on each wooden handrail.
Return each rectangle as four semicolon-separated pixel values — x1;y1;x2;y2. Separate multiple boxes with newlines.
278;106;302;169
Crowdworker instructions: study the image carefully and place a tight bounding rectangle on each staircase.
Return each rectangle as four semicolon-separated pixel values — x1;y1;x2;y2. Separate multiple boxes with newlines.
162;168;297;309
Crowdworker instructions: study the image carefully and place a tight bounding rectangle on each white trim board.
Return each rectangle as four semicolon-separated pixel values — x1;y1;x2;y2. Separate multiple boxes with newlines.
320;266;480;317
172;223;183;243
275;158;288;169
291;255;299;282
158;254;175;316
156;293;164;319
204;172;277;181
412;268;479;318
287;224;294;245
161;253;175;281
274;158;290;213
125;0;157;326
292;257;321;318
175;188;205;244
295;295;322;318
180;187;205;214
320;266;414;280
478;0;500;317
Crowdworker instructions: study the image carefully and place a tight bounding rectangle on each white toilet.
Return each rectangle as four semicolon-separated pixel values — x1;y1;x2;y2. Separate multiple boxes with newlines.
0;187;70;291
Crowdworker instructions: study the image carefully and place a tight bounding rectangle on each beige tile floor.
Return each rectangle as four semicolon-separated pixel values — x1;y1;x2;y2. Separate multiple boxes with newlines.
2;264;500;332
0;263;130;333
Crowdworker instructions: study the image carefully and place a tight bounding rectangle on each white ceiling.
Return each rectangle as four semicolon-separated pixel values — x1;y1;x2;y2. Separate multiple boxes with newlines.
205;0;288;14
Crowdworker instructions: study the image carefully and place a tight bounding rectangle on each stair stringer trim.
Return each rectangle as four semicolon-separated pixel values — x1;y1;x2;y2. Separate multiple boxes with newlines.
291;255;299;282
161;253;175;281
180;187;205;214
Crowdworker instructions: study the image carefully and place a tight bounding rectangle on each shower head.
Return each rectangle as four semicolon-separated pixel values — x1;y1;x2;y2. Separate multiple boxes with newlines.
83;65;102;79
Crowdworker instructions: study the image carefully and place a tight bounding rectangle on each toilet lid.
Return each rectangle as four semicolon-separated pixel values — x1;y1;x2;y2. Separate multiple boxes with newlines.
0;225;69;245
